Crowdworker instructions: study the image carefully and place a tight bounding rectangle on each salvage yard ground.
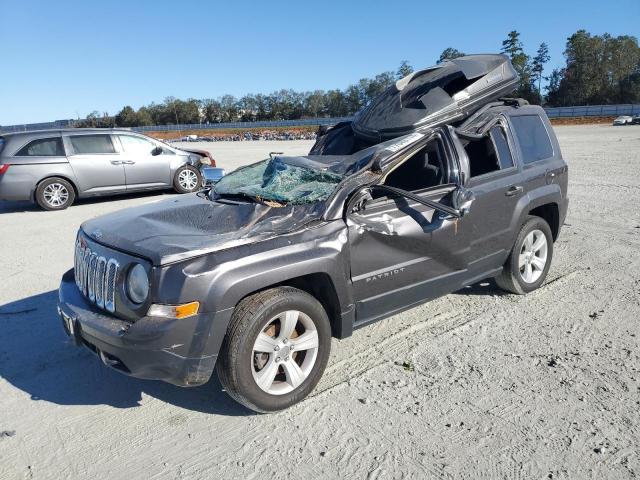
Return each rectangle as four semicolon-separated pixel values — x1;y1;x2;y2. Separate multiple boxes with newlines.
1;125;639;479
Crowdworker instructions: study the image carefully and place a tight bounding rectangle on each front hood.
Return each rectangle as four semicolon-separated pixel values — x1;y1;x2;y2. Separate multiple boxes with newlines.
81;194;324;265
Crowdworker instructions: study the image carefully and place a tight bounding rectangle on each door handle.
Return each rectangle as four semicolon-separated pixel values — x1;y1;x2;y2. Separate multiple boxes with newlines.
110;160;122;165
505;185;523;197
121;160;136;165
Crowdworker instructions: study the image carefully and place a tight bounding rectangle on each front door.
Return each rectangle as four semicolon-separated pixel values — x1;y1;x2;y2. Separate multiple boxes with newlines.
116;134;172;189
347;136;471;326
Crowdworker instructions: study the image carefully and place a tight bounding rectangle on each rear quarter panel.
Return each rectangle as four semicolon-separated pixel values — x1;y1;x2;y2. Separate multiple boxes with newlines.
504;106;568;241
0;156;75;201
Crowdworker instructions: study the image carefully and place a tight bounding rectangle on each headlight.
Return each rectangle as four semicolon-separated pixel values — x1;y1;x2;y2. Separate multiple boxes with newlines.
126;263;149;304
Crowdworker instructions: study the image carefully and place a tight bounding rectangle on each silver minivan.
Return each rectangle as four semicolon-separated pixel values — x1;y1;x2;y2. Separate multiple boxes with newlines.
0;129;215;210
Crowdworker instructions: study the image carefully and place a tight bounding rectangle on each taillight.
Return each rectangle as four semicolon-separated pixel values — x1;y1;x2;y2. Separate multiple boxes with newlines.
0;164;10;174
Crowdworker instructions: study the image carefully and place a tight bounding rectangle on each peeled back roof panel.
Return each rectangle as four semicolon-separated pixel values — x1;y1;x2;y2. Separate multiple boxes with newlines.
352;54;519;141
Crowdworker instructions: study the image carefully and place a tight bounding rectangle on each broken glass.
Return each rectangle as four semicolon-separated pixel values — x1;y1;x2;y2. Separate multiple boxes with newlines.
213;157;344;205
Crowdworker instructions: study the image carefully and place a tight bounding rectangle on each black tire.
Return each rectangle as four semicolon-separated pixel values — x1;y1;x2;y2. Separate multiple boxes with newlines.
216;287;332;413
495;215;553;295
35;177;76;211
173;165;202;194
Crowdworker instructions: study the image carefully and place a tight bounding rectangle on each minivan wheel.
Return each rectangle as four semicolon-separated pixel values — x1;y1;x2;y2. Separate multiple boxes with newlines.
35;177;76;210
216;287;331;413
173;165;202;193
495;215;553;294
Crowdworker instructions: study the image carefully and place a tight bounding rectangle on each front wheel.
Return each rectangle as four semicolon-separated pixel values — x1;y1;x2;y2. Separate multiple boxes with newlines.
173;165;202;193
495;216;553;294
216;287;331;413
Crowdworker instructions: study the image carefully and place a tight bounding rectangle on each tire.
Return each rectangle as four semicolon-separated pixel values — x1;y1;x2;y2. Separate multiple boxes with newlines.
173;165;202;193
35;177;76;211
216;287;332;413
495;215;553;295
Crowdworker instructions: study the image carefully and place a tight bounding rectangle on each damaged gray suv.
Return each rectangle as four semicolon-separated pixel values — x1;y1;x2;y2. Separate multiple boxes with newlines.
58;55;568;412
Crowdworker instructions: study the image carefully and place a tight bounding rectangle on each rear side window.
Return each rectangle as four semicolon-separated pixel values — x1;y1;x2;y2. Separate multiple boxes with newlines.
510;115;553;164
491;126;514;169
16;137;65;156
69;135;115;154
0;137;5;154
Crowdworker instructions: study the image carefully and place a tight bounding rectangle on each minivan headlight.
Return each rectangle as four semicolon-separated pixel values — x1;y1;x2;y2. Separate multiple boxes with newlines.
126;263;149;304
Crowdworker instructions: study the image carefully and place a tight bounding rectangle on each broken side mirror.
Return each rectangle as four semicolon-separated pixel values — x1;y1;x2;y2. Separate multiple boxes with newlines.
349;188;373;214
452;187;475;217
151;146;163;156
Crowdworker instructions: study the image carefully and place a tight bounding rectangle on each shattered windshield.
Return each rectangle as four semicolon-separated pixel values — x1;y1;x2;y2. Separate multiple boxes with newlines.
212;157;344;205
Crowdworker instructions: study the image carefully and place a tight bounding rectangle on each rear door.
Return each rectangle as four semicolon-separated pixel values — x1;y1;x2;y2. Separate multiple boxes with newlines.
115;134;171;189
458;123;523;272
65;134;126;194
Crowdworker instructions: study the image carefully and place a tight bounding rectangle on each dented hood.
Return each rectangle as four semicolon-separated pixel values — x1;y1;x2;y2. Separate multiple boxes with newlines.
81;194;324;265
352;54;518;141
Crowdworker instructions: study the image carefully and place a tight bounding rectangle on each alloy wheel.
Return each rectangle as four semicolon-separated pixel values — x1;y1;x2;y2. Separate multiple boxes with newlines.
43;183;69;207
251;310;319;395
519;229;548;283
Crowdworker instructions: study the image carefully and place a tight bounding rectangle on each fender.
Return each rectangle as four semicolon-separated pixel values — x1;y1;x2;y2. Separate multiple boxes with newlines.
509;183;562;243
155;221;354;358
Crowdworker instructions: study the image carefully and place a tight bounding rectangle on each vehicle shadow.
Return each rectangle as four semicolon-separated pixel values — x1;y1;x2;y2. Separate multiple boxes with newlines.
0;290;252;417
454;279;509;296
0;191;175;214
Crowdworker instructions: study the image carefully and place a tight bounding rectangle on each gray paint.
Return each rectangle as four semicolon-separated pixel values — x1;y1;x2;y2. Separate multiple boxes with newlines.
57;63;569;388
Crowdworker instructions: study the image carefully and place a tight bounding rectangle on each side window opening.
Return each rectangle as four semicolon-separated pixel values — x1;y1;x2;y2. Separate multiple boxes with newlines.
383;138;448;192
119;135;156;155
510;115;553;164
463;125;513;178
69;135;116;155
16;137;65;157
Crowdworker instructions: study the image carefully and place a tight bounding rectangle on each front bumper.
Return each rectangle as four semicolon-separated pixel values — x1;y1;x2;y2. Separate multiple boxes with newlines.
58;269;217;387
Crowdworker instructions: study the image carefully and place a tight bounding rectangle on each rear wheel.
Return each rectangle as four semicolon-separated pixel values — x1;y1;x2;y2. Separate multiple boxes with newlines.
173;165;202;193
216;287;331;413
495;216;553;294
35;177;75;210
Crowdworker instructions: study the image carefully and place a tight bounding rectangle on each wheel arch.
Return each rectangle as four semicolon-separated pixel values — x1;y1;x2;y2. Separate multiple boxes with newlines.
238;272;345;339
528;202;560;241
510;184;562;244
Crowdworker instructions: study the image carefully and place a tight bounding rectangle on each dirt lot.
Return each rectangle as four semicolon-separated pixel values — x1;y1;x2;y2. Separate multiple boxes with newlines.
1;125;639;479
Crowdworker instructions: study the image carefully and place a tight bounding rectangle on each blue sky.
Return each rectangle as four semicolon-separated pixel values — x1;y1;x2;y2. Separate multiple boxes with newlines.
0;0;638;125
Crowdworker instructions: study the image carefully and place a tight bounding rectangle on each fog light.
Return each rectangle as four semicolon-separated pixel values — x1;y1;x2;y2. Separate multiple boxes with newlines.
147;301;200;319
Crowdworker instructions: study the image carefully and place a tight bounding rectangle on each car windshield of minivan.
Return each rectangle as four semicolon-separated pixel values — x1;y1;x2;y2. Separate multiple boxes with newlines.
213;157;343;205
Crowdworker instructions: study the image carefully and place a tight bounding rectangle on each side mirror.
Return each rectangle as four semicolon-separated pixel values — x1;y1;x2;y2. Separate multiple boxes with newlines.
202;167;226;186
452;187;475;217
348;188;373;214
151;146;163;156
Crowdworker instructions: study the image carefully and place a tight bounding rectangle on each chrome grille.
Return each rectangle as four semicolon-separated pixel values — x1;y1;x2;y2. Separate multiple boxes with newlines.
74;237;119;313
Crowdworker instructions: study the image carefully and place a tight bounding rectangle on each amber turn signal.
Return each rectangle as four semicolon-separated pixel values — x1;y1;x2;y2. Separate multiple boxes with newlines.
147;301;200;319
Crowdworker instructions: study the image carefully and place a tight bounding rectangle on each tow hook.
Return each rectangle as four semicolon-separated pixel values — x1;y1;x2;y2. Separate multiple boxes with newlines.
98;349;119;367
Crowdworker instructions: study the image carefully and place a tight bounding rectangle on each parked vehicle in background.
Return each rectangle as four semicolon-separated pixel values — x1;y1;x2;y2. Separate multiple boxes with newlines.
613;115;633;126
0;129;217;210
58;55;569;412
631;115;640;125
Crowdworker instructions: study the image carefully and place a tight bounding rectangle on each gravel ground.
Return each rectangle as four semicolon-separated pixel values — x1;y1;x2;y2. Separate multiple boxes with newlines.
1;125;639;479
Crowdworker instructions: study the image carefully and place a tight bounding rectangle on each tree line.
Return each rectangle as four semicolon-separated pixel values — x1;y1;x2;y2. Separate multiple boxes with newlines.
77;29;640;128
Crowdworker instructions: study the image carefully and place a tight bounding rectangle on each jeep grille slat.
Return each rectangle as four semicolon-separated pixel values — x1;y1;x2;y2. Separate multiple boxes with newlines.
74;238;119;314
